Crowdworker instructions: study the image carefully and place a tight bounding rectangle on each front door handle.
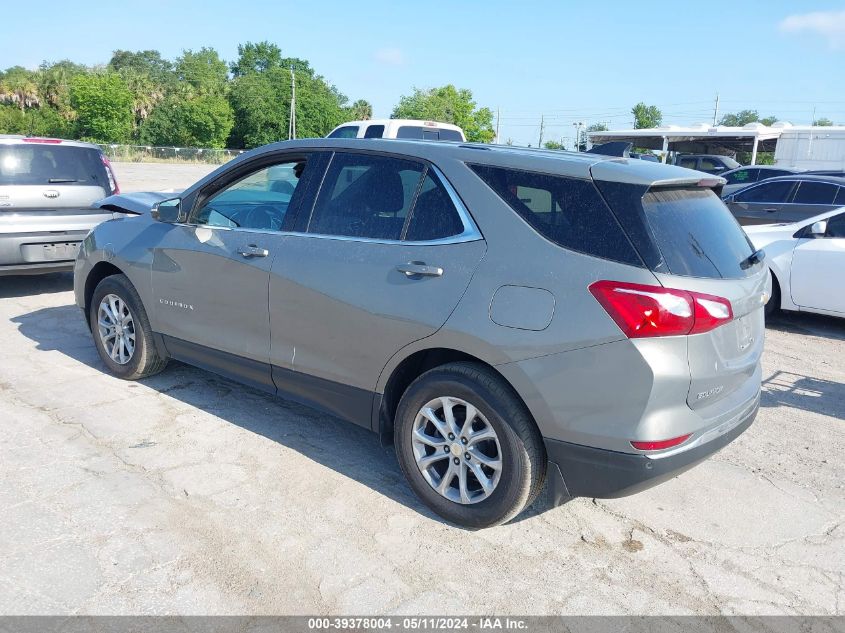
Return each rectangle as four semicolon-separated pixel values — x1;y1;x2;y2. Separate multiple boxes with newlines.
763;208;778;213
238;244;269;258
396;261;443;277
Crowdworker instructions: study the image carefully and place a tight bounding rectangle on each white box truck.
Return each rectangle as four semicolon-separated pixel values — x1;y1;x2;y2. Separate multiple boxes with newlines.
775;127;845;171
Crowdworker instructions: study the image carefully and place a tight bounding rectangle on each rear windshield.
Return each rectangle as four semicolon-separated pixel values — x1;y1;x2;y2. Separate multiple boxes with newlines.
0;144;109;187
642;187;754;279
396;126;463;141
327;126;359;139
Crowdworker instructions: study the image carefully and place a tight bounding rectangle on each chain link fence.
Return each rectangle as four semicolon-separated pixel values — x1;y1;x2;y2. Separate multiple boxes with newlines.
98;144;245;165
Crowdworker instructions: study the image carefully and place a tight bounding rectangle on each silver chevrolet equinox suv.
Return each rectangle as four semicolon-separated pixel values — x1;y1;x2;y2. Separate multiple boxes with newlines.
74;139;767;528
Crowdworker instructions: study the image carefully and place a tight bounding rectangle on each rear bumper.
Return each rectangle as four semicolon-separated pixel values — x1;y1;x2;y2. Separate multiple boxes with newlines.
0;261;75;276
544;392;759;504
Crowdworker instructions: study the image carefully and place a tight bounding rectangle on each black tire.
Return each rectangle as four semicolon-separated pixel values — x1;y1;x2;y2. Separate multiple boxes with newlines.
394;362;546;528
765;270;780;319
89;274;167;380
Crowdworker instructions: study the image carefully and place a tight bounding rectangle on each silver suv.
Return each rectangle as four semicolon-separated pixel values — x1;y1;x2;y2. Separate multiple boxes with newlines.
74;139;768;528
0;136;120;275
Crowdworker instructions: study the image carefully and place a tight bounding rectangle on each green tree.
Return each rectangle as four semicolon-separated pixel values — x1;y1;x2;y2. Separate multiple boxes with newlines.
0;66;41;111
391;85;495;142
348;99;373;120
109;50;173;86
543;140;566;150
175;48;228;97
140;95;234;148
631;102;662;129
230;41;284;77
228;55;350;147
719;110;778;127
814;117;834;126
69;72;133;142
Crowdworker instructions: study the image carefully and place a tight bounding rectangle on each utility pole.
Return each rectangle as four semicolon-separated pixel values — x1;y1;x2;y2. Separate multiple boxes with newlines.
538;114;545;148
495;107;501;144
288;65;297;140
712;92;720;126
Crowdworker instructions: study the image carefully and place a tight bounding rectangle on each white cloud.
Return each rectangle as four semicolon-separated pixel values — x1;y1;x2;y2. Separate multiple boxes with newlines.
373;47;406;66
779;10;845;49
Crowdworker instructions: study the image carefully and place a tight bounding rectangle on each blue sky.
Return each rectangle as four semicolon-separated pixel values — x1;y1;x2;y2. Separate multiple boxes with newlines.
2;0;844;145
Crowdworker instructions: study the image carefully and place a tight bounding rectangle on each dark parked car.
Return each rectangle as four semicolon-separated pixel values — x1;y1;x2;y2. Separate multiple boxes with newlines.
74;139;767;527
721;166;799;197
724;174;845;225
674;154;740;175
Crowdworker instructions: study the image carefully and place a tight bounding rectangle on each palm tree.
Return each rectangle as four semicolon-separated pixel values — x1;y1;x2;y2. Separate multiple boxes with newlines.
0;68;40;111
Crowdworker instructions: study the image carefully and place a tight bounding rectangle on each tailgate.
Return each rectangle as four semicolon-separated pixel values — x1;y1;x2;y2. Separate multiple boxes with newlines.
0;184;107;209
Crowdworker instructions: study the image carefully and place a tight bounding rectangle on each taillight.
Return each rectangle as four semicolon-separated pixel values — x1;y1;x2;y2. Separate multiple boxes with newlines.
23;137;62;144
589;280;733;338
100;154;120;194
631;434;691;451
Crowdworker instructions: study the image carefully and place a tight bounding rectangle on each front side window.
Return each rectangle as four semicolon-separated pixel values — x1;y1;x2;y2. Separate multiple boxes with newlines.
825;212;845;238
699;157;723;171
469;164;640;264
307;153;424;240
792;181;838;205
735;180;795;203
194;159;308;231
327;126;359;139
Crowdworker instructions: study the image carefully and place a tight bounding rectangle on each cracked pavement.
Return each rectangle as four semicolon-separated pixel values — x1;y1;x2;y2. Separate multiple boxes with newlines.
0;164;843;615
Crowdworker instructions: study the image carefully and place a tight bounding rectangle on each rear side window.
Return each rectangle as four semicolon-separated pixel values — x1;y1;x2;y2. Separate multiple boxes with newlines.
396;126;462;141
404;172;464;241
327;126;359;139
642;188;754;279
469;164;641;265
735;180;795;203
792;181;838;205
0;144;109;188
678;157;697;169
725;168;757;185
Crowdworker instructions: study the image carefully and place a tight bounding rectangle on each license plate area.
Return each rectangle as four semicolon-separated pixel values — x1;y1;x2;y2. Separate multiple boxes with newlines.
21;241;81;262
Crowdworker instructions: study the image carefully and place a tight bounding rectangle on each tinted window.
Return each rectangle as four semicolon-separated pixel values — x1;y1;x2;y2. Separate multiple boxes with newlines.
405;172;464;241
678;157;697;169
363;125;385;139
439;129;463;141
0;144;110;188
699;157;723;171
826;213;845;238
642;188;754;279
725;168;758;185
194;159;308;231
834;187;845;206
327;126;359;139
792;181;838;205
396;126;462;141
735;180;795;203
308;153;423;240
760;169;792;179
469;164;640;265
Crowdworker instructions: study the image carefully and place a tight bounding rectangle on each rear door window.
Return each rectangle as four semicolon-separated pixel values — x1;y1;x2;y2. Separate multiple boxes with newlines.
469;164;641;265
404;172;464;241
642;188;754;279
363;125;385;139
792;181;838;205
307;152;424;240
735;180;795;203
0;144;109;188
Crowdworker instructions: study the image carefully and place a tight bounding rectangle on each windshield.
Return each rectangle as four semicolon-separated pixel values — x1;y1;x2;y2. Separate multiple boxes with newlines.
642;187;755;279
0;144;109;187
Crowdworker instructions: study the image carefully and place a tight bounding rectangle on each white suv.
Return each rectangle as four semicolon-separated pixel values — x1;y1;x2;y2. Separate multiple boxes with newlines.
327;119;465;141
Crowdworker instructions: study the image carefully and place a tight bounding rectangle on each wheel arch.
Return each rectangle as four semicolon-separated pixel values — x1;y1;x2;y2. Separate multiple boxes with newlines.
83;261;126;327
376;346;539;446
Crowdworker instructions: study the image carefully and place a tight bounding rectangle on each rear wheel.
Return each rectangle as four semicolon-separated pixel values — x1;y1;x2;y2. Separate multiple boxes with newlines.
394;362;546;528
90;274;167;380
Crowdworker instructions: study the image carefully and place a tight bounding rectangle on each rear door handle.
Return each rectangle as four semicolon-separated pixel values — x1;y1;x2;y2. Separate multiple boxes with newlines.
238;244;269;258
763;208;778;213
396;261;443;277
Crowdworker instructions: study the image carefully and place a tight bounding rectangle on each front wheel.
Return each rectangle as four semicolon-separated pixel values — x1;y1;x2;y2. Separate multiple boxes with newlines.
765;270;780;319
90;274;167;380
394;362;546;528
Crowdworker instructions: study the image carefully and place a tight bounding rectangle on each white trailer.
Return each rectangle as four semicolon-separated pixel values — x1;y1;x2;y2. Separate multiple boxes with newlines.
774;127;845;170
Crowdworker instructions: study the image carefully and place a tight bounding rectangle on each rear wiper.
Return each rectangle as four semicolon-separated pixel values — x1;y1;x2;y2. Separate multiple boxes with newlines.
740;248;765;270
48;178;79;183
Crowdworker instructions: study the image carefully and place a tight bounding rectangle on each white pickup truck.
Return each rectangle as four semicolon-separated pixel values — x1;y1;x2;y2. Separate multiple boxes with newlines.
327;119;466;142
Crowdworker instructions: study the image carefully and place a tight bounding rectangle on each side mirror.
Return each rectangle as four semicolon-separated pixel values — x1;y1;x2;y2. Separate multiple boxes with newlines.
808;220;828;237
151;198;183;223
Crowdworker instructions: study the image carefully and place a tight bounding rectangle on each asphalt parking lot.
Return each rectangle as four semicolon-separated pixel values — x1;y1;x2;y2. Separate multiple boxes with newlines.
0;164;843;615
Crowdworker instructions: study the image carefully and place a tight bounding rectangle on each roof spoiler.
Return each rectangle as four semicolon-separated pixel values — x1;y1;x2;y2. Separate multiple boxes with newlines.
586;141;632;158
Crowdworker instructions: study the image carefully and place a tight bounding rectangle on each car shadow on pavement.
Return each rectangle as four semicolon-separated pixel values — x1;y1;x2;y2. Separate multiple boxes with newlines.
761;369;845;419
0;272;74;299
766;310;845;341
12;303;565;528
